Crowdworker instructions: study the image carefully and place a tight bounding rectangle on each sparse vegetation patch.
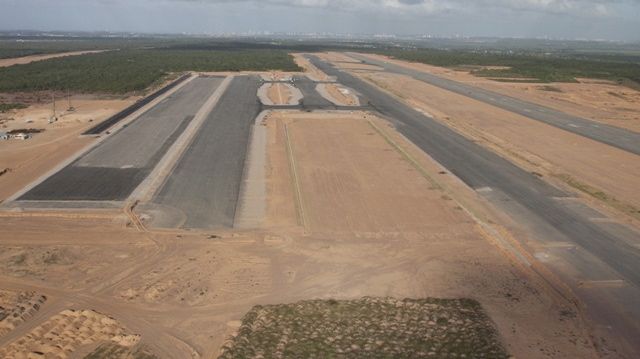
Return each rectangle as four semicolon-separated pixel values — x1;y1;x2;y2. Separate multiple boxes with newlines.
553;173;640;218
539;85;563;92
0;103;27;113
219;297;509;359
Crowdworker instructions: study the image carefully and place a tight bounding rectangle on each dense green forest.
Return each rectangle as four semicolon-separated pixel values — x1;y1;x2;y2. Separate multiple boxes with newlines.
0;49;301;94
385;49;640;86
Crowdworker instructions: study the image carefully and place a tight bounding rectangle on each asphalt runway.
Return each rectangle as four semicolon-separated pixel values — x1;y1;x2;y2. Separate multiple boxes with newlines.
307;54;640;289
347;53;640;156
83;74;192;135
293;76;336;109
19;77;223;201
153;76;261;229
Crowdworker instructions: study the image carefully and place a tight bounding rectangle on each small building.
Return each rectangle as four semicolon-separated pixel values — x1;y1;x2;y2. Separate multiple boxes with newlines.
0;132;8;140
14;133;31;140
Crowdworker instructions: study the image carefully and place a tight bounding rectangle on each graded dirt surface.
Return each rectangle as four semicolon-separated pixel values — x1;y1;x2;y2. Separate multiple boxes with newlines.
481;80;640;133
267;83;292;105
285;113;465;233
321;83;359;106
292;53;329;81
0;97;135;202
357;69;640;213
0;50;108;68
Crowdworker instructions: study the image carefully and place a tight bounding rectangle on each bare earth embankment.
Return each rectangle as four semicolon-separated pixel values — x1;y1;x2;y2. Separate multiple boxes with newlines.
0;50;108;68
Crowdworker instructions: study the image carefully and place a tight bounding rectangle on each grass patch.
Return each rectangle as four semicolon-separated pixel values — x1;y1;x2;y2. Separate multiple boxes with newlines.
0;103;27;113
386;49;640;86
219;297;509;359
553;173;640;219
0;48;301;94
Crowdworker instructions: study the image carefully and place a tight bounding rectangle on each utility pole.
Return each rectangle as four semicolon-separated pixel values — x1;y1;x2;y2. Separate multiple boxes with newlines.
67;89;75;112
49;92;57;124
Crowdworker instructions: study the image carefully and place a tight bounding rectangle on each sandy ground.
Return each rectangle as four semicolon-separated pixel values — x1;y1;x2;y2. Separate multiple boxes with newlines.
267;83;292;105
0;108;600;358
0;50;108;68
481;79;640;132
353;53;640;133
287;114;464;233
292;53;329;81
0;97;136;202
320;83;359;106
348;66;640;224
0;308;139;358
0;290;47;338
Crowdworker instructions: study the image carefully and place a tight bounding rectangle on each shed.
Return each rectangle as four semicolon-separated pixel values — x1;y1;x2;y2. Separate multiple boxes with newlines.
14;133;31;140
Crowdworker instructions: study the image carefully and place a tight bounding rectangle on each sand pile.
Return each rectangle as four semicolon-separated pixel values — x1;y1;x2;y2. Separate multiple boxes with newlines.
0;309;139;358
0;290;47;337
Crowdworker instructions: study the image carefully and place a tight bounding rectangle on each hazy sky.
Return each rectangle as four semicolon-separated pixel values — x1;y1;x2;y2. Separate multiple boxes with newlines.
1;0;639;41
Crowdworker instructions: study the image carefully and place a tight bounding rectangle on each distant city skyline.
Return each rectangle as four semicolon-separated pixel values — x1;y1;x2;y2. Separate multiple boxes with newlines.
1;0;639;41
